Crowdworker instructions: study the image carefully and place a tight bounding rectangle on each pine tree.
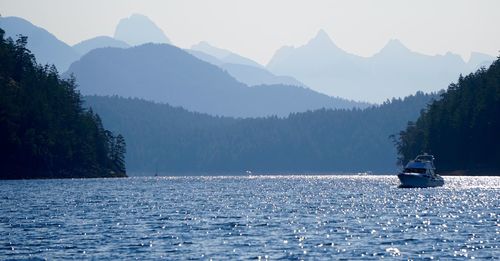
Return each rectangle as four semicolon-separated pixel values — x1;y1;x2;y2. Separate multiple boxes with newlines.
0;28;127;179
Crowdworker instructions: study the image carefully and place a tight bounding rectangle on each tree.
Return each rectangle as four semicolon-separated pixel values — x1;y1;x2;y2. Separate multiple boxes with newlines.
395;57;500;172
0;28;127;179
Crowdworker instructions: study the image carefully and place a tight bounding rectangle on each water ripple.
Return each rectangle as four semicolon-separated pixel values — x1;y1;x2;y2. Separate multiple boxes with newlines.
0;175;499;260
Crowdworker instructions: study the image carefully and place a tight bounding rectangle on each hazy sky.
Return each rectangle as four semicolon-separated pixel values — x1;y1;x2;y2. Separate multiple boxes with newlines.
1;0;499;65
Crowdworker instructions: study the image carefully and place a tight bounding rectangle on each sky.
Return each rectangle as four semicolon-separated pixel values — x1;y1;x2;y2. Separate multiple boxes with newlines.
0;0;499;65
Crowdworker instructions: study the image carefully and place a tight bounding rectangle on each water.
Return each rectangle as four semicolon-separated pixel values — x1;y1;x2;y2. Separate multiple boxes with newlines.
1;176;499;260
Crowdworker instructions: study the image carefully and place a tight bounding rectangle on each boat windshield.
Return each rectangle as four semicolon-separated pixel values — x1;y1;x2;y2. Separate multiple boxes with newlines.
404;168;427;174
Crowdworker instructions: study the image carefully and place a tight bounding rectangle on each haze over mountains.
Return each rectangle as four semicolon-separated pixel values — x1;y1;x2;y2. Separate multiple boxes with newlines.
66;44;362;117
0;16;79;71
1;15;362;117
187;47;305;87
0;14;494;106
191;41;263;68
0;14;169;71
73;36;129;56
188;42;308;87
2;11;496;175
114;14;171;46
267;30;495;102
0;15;310;91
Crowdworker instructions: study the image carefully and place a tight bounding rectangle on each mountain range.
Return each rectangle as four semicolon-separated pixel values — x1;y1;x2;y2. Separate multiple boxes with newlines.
66;44;363;117
187;47;305;87
0;16;310;89
267;30;495;102
0;15;495;106
2;13;492;174
0;14;170;71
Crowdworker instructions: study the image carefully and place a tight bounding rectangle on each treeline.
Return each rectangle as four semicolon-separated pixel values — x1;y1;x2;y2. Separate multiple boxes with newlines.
85;91;436;174
0;29;126;179
395;57;500;172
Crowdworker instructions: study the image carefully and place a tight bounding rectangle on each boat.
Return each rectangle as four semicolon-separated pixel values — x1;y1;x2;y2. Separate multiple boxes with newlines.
357;171;373;176
397;154;444;188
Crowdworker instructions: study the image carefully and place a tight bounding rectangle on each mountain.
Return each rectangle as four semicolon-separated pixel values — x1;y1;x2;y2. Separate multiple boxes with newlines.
467;52;496;70
0;16;80;72
191;41;263;68
73;36;129;56
188;49;305;87
396;58;500;174
219;63;305;87
267;30;367;99
65;43;365;117
187;49;223;66
114;14;170;46
84;92;436;174
267;30;496;103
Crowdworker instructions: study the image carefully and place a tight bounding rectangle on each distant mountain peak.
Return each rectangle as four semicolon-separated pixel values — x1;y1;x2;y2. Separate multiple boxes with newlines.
307;29;336;47
114;13;170;46
378;39;411;55
385;39;409;50
315;29;330;39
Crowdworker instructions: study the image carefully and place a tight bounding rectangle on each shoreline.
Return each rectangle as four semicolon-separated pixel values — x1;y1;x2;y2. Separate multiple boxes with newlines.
440;169;500;176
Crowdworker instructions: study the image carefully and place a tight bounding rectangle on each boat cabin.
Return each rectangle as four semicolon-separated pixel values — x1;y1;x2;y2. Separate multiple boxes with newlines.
403;154;436;175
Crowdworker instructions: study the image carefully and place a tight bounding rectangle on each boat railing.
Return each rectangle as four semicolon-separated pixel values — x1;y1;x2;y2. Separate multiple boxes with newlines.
411;154;436;170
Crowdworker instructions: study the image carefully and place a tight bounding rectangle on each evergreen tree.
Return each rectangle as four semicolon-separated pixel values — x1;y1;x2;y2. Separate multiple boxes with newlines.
395;57;500;172
0;28;127;179
84;91;437;173
112;134;126;174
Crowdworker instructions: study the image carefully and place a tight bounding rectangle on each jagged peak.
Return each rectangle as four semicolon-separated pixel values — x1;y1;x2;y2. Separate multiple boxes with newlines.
114;13;170;45
310;29;332;42
384;39;409;51
315;29;330;40
376;39;412;56
305;29;340;49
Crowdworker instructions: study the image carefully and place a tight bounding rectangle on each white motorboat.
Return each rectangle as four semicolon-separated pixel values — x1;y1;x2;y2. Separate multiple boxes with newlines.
397;154;444;188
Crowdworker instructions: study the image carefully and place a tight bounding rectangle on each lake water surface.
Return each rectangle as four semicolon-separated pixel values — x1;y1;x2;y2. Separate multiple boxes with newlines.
1;175;499;260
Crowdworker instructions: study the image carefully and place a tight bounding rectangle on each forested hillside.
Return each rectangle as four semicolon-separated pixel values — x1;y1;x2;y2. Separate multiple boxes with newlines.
85;92;436;174
0;29;126;179
395;57;500;173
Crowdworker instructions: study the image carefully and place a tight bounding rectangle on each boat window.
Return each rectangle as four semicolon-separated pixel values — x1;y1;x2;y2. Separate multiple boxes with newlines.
404;168;426;174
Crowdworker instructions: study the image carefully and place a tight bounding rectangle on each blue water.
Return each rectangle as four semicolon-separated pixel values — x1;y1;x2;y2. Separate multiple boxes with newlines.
0;175;499;260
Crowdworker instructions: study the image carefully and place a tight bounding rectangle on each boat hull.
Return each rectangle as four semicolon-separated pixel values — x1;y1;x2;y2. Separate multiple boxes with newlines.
397;173;444;188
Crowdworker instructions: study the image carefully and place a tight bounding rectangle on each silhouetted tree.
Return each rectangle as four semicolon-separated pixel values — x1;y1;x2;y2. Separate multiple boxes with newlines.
0;28;127;179
395;57;500;172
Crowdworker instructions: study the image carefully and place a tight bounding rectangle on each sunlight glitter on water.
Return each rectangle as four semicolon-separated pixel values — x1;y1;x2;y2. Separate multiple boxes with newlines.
0;175;498;260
